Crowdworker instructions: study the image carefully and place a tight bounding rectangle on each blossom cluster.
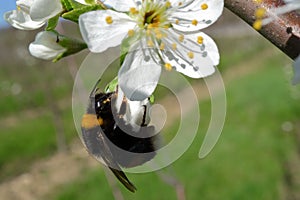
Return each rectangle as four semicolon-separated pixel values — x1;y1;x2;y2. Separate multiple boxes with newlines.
4;0;224;100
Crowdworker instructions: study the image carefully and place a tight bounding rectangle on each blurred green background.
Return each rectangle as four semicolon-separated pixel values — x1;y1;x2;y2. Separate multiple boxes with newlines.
0;10;299;200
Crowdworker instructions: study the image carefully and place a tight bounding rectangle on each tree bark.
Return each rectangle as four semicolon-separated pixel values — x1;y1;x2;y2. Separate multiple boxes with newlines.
224;0;300;60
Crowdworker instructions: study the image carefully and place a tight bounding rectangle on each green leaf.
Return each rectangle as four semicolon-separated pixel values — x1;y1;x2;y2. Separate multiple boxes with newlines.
61;0;73;11
45;14;60;31
62;4;103;23
105;77;118;92
149;95;155;104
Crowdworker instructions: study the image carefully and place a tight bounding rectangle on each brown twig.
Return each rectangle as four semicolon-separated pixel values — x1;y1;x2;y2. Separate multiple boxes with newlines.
224;0;300;60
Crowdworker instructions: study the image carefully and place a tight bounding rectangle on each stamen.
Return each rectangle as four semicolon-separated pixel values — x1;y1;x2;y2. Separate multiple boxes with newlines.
128;29;135;37
165;63;172;71
192;19;198;26
197;36;204;44
165;1;171;8
175;19;179;24
187;51;194;59
160;43;165;50
255;8;266;18
253;20;262;30
201;3;208;10
130;7;139;15
105;16;113;24
147;39;154;47
197;36;203;44
179;34;184;42
172;43;177;50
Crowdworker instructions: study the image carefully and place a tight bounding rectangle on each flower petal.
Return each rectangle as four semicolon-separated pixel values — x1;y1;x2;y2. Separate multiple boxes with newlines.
103;0;135;11
79;10;136;53
171;0;224;32
4;10;44;30
74;0;97;5
30;0;62;21
118;44;162;101
160;30;218;78
29;31;66;60
16;0;34;14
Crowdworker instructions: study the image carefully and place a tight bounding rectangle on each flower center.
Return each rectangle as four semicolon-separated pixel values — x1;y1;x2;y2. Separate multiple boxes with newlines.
134;0;171;29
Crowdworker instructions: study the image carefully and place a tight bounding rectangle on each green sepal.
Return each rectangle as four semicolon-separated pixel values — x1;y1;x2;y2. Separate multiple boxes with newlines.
62;4;104;23
149;95;155;104
69;0;85;9
45;14;60;31
61;0;73;11
52;31;88;62
105;77;118;93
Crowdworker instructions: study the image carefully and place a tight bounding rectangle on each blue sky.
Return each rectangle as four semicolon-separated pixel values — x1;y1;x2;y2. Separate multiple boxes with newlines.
1;0;17;28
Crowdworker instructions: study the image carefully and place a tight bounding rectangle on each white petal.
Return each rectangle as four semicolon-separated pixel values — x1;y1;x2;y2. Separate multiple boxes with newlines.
4;10;44;30
29;31;66;60
161;31;218;78
30;0;62;21
115;87;150;126
171;0;224;32
103;0;135;11
16;0;34;14
118;45;162;101
74;0;97;5
292;55;300;85
79;10;136;53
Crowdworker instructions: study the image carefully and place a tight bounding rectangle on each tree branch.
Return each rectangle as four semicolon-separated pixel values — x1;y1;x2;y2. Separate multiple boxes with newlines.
224;0;300;60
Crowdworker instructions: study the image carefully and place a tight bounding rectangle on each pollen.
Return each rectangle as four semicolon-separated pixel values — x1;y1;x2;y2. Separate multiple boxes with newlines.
197;36;204;44
128;29;135;37
156;33;163;39
253;20;262;30
187;51;194;59
175;19;179;24
146;29;151;36
179;34;184;42
201;3;208;10
192;19;198;26
165;63;172;71
130;7;138;15
165;1;171;8
172;43;177;50
159;43;165;50
178;2;183;6
147;39;154;47
105;16;113;24
255;8;266;18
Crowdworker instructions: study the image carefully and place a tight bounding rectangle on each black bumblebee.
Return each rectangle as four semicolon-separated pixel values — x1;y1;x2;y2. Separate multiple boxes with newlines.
81;83;159;192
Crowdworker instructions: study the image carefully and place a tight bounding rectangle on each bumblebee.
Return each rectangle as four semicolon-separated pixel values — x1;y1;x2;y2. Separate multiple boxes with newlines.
81;83;159;192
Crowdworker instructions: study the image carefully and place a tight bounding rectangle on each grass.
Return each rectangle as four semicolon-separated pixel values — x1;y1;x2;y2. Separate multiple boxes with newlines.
52;48;299;199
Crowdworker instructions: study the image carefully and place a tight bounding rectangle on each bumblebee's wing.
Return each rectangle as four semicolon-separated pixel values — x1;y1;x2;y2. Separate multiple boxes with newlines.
81;123;137;192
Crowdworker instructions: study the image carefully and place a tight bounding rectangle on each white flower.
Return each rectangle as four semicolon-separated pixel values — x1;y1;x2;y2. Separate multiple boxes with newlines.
79;0;223;100
29;31;67;60
4;0;63;30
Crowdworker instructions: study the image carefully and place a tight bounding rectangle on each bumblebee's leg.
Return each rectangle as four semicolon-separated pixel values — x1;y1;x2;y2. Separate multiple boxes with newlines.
141;105;147;127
